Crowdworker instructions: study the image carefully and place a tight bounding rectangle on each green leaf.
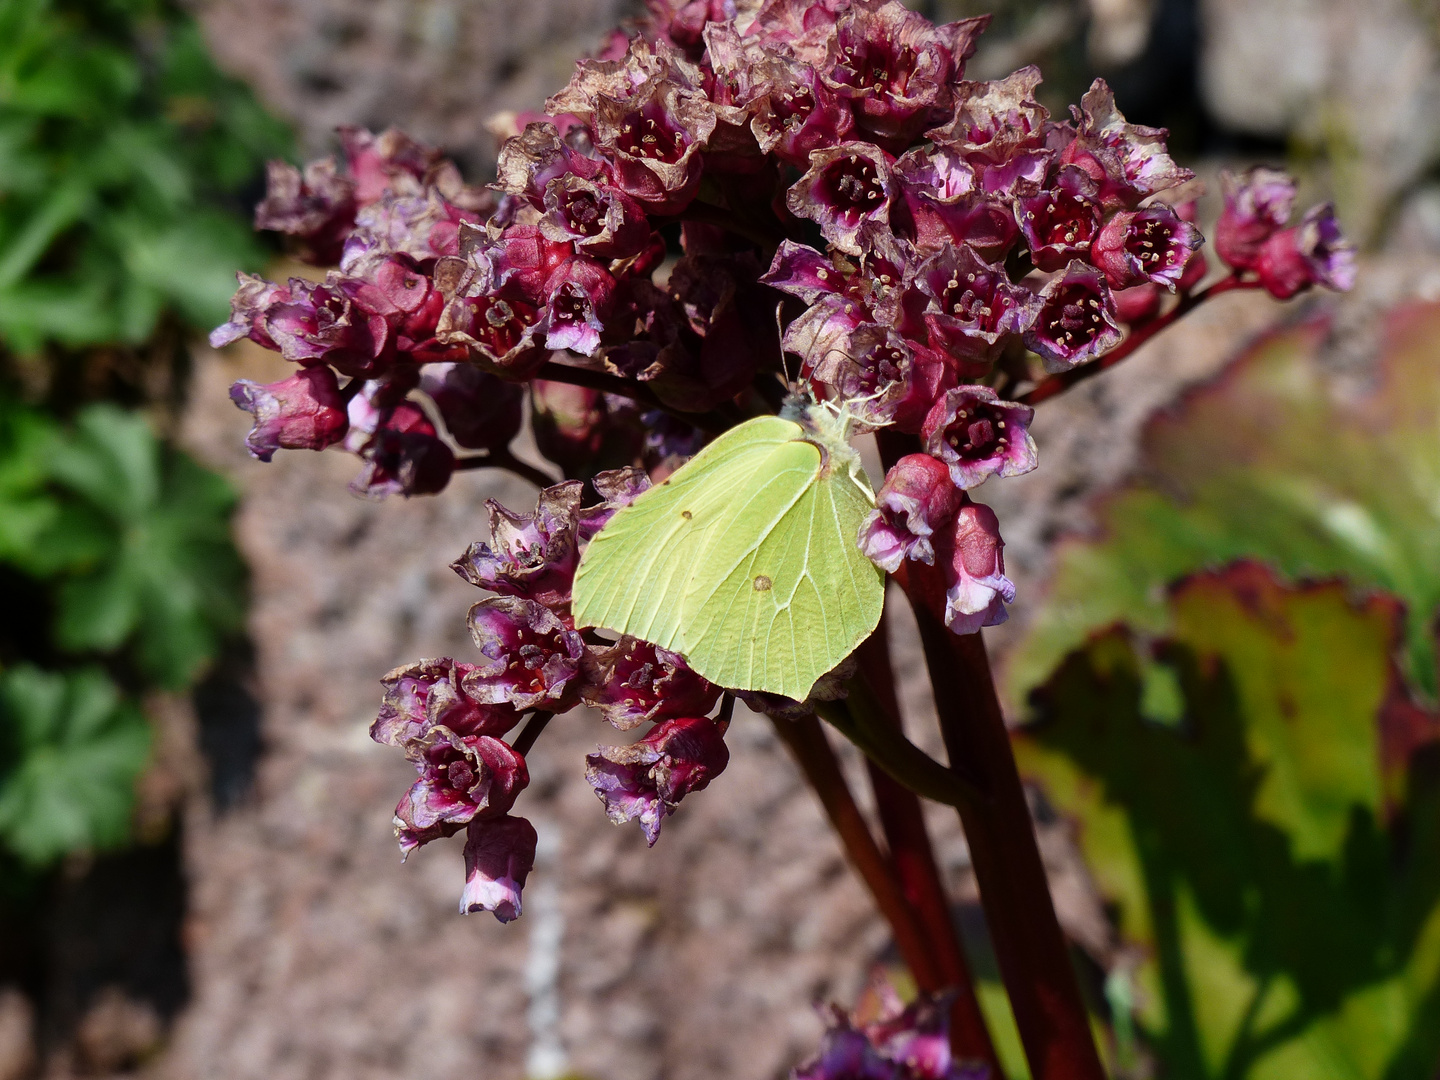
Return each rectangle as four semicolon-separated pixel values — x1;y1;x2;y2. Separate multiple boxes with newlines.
38;404;244;687
0;0;291;350
1006;303;1440;709
0;664;151;866
1016;564;1440;1079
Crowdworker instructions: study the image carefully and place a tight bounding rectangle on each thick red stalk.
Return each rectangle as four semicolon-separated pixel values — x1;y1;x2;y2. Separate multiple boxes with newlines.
769;712;947;993
855;631;1004;1075
877;429;1106;1080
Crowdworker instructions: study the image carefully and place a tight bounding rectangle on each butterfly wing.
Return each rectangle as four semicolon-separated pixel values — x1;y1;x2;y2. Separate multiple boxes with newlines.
682;446;884;699
572;415;799;650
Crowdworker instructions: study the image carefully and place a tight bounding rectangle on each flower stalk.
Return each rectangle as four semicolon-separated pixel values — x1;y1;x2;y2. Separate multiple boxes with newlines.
855;630;1003;1074
769;711;948;993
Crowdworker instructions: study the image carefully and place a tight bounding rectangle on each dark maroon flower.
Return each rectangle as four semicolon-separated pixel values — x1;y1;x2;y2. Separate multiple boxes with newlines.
1024;261;1123;371
479;224;582;303
461;815;537;922
583;467;654;538
229;367;348;462
892;146;1019;257
350;402;456;498
547;34;703;116
1255;203;1356;299
747;0;848;57
543;257;616;355
539;174;652;259
263;275;389;377
812;324;952;433
914;245;1039;365
630;252;774;412
928;66;1051;195
794;1015;896;1080
585;716;729;845
1060;80;1193;209
465;597;585;711
747;53;856;166
1215;167;1296;271
433;225;552;375
764;234;923;374
864;994;987;1080
494;122;605;204
938;497;1013;635
418;361;523;452
858;453;961;573
340;126;441;206
394;730;529;854
210;273;291;350
581;638;720;729
1091;204;1203;290
371;657;521;750
435;293;548;377
821;3;990;150
764;244;873;371
1016;166;1102;272
254;157;357;265
342;370;419;452
591;77;716;214
787;143;896;255
452;482;584;611
921;385;1036;490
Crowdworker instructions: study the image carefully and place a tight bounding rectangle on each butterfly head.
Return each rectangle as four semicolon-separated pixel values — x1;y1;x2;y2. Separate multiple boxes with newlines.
781;393;867;487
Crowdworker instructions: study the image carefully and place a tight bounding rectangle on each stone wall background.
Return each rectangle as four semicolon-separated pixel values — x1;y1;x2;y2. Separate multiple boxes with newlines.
7;1;1440;1078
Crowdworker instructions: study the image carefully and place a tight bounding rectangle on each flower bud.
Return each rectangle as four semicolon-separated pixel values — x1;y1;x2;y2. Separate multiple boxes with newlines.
939;498;1015;635
229;368;348;462
585;716;729;845
461;815;538;922
1215;167;1295;271
858;454;961;573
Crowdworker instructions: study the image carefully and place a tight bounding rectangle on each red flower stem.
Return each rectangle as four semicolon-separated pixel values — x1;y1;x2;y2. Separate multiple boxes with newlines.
533;360;735;433
769;712;947;993
454;449;559;489
511;711;554;756
877;430;1104;1080
1019;275;1260;406
855;630;1005;1076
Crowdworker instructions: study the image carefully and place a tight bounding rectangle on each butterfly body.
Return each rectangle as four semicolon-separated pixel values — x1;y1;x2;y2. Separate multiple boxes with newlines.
573;403;884;700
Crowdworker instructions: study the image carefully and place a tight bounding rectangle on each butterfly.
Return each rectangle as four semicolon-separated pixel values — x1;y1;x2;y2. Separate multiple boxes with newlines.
572;398;884;700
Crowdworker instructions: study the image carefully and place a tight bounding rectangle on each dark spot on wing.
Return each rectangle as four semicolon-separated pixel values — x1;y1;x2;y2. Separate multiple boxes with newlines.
753;575;772;591
681;510;692;520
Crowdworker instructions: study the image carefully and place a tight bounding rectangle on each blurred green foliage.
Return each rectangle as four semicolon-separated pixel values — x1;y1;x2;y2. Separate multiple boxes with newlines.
1008;302;1440;1077
1018;565;1440;1079
0;0;278;867
1005;303;1440;709
0;665;152;865
0;397;245;864
0;0;290;353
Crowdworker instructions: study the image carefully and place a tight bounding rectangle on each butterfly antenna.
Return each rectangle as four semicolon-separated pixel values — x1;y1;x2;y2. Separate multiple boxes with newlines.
773;302;795;392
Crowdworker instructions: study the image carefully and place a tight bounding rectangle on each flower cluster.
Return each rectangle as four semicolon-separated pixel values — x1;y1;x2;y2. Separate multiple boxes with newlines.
795;990;988;1080
1215;167;1356;298
216;0;1358;915
372;474;726;920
